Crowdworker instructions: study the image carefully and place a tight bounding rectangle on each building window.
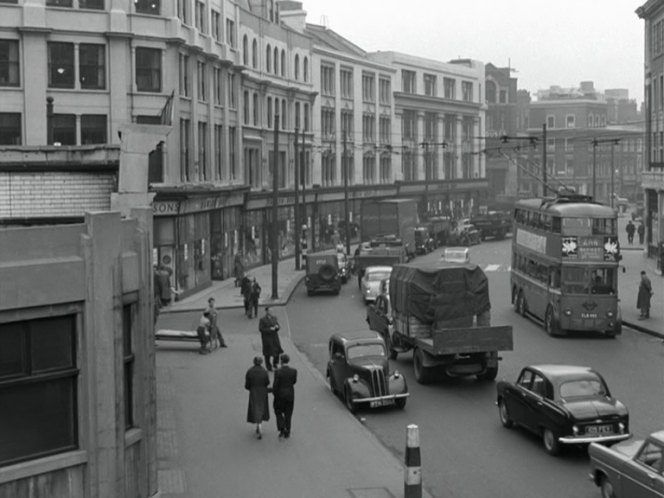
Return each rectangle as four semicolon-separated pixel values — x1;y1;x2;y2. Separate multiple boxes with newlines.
229;126;237;180
303;103;309;132
177;0;189;24
213;66;222;105
243;90;250;124
0;315;78;467
303;56;308;82
321;107;334;139
340;67;353;99
340;110;353;139
242;35;249;65
179;54;190;97
443;77;455;99
48;42;75;88
198;121;207;180
424;73;436;97
566;114;575;128
52;114;76;145
79;0;104;7
266;45;272;73
379;77;391;104
195;1;206;33
211;10;221;40
322;152;335;187
225;19;235;48
135;47;161;92
295;102;300;130
252;39;257;68
267;96;273;128
0;112;21;145
379;116;391;146
0;0;19;3
294;54;299;80
253;92;259;126
402;110;417;141
79;43;105;89
280;49;285;77
363;153;376;184
546;115;555;128
499;89;507;103
402;70;416;94
227;72;236;109
122;304;135;430
461;81;473;102
362;113;375;143
180;118;191;182
281;99;286;130
380;155;391;184
273;46;279;75
197;61;207;102
81;114;107;144
135;0;159;14
46;0;73;6
0;40;19;87
321;63;335;96
214;124;223;180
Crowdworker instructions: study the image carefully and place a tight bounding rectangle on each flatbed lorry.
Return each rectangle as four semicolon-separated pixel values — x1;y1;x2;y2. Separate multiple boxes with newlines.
386;261;513;384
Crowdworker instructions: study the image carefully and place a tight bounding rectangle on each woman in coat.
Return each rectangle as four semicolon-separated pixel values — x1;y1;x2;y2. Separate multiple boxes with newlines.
637;270;653;320
245;356;270;439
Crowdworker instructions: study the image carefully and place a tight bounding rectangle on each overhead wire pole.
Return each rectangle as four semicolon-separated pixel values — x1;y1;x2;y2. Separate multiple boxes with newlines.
294;127;300;271
272;113;280;300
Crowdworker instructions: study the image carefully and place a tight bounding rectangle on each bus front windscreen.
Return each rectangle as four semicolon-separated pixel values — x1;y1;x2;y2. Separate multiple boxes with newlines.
561;267;617;295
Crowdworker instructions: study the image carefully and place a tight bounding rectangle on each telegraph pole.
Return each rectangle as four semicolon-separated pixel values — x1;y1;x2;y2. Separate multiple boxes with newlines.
272;113;280;299
294;128;300;270
542;123;547;196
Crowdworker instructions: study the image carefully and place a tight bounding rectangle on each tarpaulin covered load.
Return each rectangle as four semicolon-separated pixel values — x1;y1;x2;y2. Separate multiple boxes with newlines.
389;261;491;326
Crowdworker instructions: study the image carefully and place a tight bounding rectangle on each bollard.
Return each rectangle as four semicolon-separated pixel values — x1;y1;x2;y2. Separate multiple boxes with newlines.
405;424;422;498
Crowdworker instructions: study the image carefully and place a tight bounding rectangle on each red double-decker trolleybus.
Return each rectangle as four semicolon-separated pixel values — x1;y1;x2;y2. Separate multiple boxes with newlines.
510;194;621;337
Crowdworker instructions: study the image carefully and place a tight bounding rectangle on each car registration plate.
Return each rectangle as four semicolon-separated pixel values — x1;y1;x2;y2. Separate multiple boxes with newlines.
370;399;393;408
586;424;613;435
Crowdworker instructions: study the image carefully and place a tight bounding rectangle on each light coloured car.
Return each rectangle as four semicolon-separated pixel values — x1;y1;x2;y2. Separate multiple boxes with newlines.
441;247;470;264
360;266;392;304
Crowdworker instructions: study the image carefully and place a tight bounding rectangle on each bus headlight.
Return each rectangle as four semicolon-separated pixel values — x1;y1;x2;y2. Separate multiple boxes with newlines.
564;309;572;316
606;310;614;318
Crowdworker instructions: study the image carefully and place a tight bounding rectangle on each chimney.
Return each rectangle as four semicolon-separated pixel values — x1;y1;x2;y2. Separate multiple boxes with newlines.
277;1;306;33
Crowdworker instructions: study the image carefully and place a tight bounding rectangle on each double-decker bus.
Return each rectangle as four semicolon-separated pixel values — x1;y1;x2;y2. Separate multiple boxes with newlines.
510;193;621;337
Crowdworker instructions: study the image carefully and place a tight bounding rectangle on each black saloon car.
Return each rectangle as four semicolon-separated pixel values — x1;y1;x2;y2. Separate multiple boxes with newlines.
496;365;630;455
326;330;408;413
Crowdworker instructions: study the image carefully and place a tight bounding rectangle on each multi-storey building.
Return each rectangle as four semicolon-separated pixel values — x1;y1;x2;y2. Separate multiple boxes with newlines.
523;85;643;206
637;0;664;260
368;52;487;217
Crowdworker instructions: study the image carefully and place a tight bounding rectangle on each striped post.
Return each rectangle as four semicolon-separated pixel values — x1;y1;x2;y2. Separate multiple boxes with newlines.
405;424;422;498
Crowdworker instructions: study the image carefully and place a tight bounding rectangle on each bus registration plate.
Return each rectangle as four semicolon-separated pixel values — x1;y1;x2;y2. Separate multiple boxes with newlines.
581;313;598;319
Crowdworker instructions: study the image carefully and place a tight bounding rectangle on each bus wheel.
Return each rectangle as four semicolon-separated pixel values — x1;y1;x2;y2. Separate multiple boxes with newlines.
545;307;562;337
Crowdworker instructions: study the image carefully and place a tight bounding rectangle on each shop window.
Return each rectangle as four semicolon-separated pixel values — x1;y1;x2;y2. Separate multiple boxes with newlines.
135;0;159;15
52;114;76;145
135;47;161;93
122;303;135;429
48;42;75;88
0;315;78;466
81;114;107;144
0;39;20;87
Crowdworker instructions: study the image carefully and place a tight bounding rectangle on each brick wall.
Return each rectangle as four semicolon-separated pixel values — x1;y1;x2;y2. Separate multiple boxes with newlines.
0;172;116;218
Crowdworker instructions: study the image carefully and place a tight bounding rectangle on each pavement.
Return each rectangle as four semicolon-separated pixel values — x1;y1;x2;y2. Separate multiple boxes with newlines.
156;255;431;498
154;215;663;498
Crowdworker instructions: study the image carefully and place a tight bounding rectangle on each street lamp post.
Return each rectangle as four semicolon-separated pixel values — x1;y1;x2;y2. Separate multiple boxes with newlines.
343;131;351;256
271;113;280;300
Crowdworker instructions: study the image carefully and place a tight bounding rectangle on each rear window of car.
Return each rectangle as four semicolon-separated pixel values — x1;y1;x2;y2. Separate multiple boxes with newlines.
347;343;386;359
559;377;606;400
367;272;390;281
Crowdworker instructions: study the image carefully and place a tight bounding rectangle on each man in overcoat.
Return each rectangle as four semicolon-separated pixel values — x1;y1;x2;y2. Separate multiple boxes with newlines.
637;270;653;320
272;354;297;438
258;307;283;371
245;356;270;439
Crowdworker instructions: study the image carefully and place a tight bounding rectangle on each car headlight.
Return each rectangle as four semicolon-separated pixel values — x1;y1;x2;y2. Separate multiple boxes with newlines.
564;309;572;316
618;422;626;433
572;425;579;436
392;370;401;379
352;374;359;383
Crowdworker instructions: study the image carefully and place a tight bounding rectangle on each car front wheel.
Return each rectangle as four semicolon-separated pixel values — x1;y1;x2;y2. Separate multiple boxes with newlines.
600;475;616;498
543;428;561;456
344;386;357;414
498;399;513;428
395;397;407;410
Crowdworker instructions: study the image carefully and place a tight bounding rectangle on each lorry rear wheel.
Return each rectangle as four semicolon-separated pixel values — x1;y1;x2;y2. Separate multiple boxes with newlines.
413;348;434;385
478;366;498;381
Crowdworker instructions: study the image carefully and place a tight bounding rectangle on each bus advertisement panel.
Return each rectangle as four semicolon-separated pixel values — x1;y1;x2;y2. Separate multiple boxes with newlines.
511;195;621;337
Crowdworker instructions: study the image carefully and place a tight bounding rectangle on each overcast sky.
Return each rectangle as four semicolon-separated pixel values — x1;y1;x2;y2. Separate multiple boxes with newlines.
300;0;646;103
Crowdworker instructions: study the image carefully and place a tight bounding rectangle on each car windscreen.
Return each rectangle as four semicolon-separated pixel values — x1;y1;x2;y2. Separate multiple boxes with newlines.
559;377;607;400
347;343;386;360
367;272;390;281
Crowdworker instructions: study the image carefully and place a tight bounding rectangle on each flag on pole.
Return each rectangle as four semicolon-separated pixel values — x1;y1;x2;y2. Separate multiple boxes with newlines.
159;90;175;125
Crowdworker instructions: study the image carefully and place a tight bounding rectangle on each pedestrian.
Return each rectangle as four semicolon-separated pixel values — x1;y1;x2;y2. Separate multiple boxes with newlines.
258;307;283;371
272;353;297;439
245;356;270;439
155;265;173;307
196;311;212;354
234;252;244;288
626;220;635;245
249;278;261;319
638;221;645;245
240;274;252;318
206;297;227;348
637;270;653;320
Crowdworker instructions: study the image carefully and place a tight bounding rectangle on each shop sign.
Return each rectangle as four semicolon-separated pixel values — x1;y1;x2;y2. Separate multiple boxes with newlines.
153;201;180;216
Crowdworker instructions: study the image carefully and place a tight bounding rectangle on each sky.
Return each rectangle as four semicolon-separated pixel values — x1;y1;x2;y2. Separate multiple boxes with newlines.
300;0;646;103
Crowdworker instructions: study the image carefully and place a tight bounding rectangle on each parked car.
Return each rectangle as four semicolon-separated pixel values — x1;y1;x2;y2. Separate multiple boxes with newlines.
326;330;408;413
441;246;470;264
589;430;663;498
360;266;392;304
496;365;630;455
304;251;341;296
449;218;481;246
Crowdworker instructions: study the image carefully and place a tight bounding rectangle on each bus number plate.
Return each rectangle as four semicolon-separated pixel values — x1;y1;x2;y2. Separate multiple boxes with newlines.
581;313;597;319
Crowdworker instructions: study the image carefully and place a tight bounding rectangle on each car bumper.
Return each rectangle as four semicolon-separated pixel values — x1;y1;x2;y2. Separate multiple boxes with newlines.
559;433;631;445
354;393;410;404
